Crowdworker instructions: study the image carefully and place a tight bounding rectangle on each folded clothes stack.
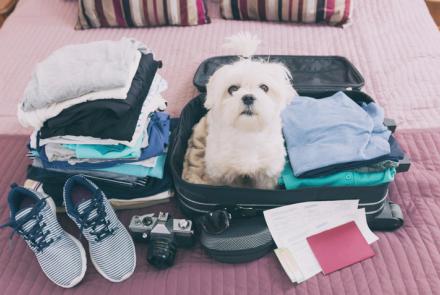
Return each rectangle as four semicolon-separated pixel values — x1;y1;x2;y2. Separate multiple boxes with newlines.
280;91;404;190
18;38;172;206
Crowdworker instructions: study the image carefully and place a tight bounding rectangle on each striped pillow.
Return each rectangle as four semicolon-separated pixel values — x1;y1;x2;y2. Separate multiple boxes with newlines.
76;0;210;29
220;0;352;26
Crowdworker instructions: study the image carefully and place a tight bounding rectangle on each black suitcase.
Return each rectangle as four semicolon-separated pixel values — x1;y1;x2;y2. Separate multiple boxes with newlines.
169;55;410;232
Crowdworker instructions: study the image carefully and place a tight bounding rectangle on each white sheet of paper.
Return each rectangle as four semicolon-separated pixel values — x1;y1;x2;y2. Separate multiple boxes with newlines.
274;248;300;283
264;200;359;247
264;200;378;283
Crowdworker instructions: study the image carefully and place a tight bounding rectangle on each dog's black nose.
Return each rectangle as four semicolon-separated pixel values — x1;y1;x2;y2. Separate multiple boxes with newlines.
242;95;255;106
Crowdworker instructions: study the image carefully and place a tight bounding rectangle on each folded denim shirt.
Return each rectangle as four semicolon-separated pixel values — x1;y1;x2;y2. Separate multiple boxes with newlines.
282;91;392;177
298;136;404;178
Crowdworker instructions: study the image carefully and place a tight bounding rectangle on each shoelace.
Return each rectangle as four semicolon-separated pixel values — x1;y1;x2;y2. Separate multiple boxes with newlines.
77;194;116;242
0;199;56;253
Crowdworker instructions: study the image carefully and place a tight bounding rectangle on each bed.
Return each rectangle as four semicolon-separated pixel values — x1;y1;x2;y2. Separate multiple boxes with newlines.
0;0;440;294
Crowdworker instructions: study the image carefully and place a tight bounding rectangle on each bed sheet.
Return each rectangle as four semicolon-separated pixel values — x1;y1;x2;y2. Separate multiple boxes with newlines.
0;131;440;295
0;0;439;134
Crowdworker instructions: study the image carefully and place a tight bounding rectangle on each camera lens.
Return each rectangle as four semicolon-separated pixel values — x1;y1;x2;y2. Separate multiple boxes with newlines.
147;238;177;269
142;216;153;226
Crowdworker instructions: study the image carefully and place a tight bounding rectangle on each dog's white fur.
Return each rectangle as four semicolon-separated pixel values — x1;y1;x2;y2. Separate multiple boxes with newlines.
195;33;297;189
222;32;261;58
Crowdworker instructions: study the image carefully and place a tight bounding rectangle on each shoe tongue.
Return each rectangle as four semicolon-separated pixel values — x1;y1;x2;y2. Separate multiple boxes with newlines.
77;199;106;233
77;199;93;214
15;207;37;231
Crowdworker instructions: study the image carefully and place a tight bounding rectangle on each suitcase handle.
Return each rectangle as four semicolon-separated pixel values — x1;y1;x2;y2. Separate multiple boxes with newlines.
384;118;397;133
203;201;404;233
367;200;404;231
397;155;411;173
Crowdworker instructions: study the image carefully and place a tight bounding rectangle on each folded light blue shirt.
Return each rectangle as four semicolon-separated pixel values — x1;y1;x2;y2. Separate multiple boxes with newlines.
282;92;391;177
93;154;166;179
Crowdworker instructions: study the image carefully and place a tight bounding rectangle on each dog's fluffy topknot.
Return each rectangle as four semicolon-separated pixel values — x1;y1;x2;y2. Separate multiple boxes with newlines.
222;32;261;58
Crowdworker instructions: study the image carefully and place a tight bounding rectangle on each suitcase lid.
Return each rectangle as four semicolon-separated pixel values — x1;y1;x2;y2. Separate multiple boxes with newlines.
193;55;365;93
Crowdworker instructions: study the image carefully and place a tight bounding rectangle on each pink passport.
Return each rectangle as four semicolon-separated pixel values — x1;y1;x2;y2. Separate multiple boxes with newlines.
306;221;375;274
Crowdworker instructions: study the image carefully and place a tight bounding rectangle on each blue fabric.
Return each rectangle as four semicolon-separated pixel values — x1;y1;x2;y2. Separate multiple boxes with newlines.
299;135;404;178
38;111;170;170
282;92;392;177
37;152;166;179
94;154;167;178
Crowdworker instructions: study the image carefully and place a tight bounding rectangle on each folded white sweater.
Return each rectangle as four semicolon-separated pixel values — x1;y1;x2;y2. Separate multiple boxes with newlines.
17;51;142;129
21;38;149;111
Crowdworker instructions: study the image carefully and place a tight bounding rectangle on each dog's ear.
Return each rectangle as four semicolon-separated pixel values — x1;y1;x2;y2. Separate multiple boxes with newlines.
204;73;222;110
270;63;297;106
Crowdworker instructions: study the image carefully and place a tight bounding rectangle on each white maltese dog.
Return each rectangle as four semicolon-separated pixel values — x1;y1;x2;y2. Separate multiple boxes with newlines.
183;33;297;189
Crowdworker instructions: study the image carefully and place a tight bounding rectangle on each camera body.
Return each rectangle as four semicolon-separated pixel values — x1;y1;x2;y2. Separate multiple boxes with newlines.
129;212;195;269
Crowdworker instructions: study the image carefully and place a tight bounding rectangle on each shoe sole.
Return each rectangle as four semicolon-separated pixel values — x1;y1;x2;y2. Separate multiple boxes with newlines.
46;197;87;288
89;226;136;283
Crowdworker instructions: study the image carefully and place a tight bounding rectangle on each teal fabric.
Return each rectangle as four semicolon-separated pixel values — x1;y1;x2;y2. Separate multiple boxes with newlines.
93;154;166;179
279;162;396;190
63;134;144;160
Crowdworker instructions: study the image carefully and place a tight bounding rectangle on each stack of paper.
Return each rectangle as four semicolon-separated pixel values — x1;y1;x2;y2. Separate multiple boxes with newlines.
264;200;378;284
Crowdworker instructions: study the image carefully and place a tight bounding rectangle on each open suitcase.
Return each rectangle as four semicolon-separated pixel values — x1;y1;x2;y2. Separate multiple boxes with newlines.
169;56;411;262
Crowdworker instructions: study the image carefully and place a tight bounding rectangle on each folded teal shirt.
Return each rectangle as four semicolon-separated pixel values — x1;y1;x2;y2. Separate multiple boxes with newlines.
63;132;144;160
279;162;396;190
93;153;166;179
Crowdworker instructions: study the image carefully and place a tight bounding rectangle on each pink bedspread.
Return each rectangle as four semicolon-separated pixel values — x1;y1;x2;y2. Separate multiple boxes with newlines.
1;0;440;294
0;131;440;295
0;0;439;134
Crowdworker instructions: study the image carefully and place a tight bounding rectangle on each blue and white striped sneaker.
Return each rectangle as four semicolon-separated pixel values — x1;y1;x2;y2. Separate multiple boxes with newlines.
1;185;86;288
63;175;136;283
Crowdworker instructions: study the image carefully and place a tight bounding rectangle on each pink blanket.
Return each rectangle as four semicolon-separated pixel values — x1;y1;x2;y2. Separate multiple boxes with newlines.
0;0;439;134
0;130;440;295
1;0;440;294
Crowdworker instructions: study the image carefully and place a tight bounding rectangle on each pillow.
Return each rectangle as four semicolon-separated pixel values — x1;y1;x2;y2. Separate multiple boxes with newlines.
76;0;210;29
220;0;352;26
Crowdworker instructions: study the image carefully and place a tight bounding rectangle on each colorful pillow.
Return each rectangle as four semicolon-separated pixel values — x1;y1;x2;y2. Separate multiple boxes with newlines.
76;0;210;29
220;0;352;26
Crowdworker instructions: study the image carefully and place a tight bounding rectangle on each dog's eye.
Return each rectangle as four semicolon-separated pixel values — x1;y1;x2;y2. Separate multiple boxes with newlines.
228;85;239;95
259;84;269;92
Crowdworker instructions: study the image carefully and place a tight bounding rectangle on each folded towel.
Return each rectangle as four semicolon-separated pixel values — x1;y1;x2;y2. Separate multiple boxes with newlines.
21;38;149;111
282;92;391;177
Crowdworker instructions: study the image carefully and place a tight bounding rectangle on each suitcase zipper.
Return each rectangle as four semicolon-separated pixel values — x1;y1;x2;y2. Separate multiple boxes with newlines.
177;190;388;216
358;192;388;207
364;201;386;215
